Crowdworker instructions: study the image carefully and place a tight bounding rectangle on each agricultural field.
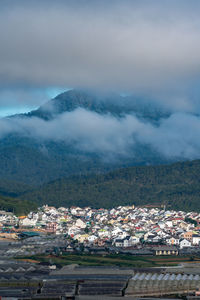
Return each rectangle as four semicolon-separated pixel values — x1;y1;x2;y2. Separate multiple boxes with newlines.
17;253;200;268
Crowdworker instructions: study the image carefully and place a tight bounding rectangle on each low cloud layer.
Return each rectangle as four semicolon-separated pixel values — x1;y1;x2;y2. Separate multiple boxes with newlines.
1;108;200;161
1;0;200;111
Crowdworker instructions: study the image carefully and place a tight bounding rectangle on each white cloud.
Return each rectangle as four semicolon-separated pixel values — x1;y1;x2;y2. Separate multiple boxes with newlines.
1;108;200;160
0;0;200;103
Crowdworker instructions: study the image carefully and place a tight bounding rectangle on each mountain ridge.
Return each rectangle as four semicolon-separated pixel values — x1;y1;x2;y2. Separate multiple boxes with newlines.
20;89;170;121
0;89;173;185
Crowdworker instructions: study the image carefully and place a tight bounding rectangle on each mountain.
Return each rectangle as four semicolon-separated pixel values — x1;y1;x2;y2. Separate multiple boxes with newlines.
18;159;200;211
0;89;199;213
0;89;176;185
24;89;169;121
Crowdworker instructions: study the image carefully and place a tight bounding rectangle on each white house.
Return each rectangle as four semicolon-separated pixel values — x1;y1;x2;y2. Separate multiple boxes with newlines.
192;235;200;245
75;219;86;229
158;221;165;229
87;235;98;243
114;239;124;247
123;236;132;247
131;236;140;244
20;218;37;227
179;238;192;249
166;237;180;246
165;220;173;227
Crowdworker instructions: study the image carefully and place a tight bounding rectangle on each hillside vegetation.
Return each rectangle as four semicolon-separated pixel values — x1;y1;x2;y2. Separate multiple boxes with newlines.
19;159;200;211
0;195;37;216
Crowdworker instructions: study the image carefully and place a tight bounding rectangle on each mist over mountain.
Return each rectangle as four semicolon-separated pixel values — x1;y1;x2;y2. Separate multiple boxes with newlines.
27;89;169;121
0;89;199;185
1;1;200;214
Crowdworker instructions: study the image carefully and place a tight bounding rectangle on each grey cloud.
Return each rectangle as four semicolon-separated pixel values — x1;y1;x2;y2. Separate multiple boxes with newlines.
139;113;200;159
1;0;200;111
0;109;140;156
1;108;200;160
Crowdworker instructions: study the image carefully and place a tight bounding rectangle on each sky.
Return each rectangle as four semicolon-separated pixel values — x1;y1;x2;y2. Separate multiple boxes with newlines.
0;87;68;117
0;1;200;161
0;0;200;114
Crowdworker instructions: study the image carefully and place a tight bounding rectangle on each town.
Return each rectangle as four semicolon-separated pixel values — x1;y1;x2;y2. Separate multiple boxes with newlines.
1;204;200;257
1;204;200;298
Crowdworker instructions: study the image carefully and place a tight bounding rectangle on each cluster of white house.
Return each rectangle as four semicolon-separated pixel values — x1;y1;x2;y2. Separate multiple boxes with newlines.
1;205;200;250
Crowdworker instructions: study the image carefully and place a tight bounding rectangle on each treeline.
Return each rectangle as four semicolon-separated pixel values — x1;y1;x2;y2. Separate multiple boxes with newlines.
0;195;37;216
19;159;200;211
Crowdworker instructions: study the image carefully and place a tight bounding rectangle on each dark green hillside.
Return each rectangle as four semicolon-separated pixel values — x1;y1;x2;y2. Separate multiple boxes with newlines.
0;196;37;216
0;179;31;198
0;135;167;186
21;160;200;211
0;138;116;185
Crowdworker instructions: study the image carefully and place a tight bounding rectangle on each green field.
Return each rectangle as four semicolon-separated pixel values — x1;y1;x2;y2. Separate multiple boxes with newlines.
16;253;200;268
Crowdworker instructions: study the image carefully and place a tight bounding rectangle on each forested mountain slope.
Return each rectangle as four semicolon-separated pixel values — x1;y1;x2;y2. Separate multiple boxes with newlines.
20;159;200;211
